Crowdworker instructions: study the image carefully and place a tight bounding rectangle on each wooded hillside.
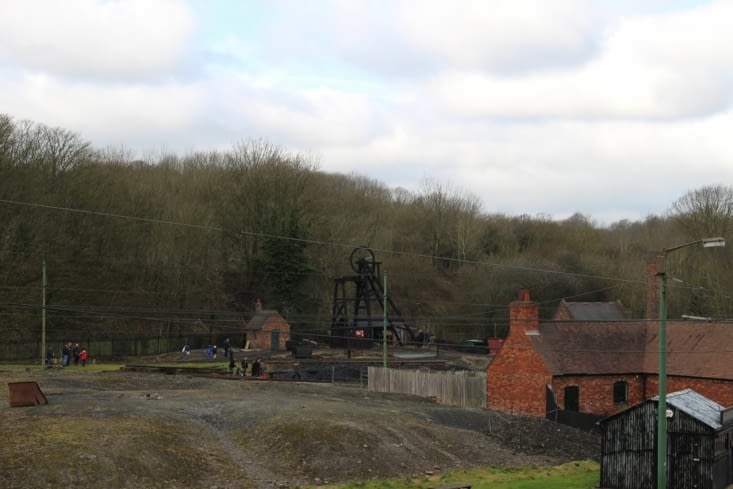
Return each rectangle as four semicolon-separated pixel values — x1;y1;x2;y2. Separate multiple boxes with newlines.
1;114;732;349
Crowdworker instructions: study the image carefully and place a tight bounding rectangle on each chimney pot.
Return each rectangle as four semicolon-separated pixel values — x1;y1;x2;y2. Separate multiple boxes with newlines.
519;289;530;302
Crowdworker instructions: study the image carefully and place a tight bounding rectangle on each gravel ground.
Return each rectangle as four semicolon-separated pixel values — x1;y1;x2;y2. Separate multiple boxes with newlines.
0;367;599;488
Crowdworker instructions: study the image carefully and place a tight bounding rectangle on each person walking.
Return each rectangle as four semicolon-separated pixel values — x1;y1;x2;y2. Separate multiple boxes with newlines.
72;343;81;365
62;343;71;367
79;349;88;367
181;344;191;360
46;346;54;368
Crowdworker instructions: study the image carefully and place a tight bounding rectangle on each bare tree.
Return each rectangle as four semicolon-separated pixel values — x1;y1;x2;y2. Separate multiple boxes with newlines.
671;184;733;239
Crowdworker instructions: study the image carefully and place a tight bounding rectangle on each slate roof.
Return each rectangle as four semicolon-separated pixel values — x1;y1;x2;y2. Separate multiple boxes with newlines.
557;300;628;321
531;320;733;380
245;310;286;331
532;321;647;375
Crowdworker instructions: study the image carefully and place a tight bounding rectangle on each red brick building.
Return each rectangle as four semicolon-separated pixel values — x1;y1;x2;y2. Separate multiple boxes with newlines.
243;299;291;352
487;282;733;418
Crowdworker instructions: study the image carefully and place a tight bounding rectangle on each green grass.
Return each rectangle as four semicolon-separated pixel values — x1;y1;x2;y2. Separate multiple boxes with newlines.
0;362;125;372
309;461;599;489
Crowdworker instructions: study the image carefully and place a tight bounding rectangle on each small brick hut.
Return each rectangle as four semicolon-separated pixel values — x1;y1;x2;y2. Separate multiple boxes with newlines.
243;299;291;352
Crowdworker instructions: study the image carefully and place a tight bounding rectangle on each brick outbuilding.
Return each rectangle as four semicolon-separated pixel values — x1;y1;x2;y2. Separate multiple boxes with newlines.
243;299;291;352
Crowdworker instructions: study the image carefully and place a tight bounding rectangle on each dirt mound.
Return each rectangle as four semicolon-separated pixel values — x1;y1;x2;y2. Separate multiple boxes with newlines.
0;369;599;488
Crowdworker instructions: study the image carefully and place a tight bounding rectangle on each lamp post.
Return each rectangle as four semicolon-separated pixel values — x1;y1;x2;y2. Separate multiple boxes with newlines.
656;237;725;489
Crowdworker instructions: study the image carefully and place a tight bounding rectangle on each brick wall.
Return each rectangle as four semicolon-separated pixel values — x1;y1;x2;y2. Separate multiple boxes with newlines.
487;290;552;417
645;375;733;408
552;375;648;417
551;374;733;417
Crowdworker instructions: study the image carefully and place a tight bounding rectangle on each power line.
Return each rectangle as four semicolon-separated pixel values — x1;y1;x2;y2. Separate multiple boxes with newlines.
0;197;648;287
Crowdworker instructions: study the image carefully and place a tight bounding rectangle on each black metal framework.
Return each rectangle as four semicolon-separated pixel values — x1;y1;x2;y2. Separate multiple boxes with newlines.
329;247;415;348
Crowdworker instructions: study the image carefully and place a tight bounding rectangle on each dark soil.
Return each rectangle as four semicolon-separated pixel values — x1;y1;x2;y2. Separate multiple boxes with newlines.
0;366;599;489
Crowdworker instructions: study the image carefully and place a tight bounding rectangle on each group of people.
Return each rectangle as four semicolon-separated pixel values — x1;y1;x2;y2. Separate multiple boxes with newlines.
226;353;264;377
46;343;88;367
182;339;270;378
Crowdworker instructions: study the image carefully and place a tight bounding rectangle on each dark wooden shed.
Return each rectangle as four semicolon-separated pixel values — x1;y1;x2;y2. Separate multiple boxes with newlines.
600;389;733;489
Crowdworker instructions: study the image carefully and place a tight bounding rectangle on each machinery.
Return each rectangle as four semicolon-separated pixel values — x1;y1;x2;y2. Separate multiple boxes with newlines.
330;247;415;348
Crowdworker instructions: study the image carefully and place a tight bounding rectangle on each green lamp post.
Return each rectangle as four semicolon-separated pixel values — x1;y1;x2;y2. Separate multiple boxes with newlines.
656;237;725;489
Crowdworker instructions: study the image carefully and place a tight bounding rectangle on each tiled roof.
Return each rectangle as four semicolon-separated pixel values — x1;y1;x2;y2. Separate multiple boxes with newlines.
643;321;733;379
245;310;284;331
559;300;628;321
532;321;647;375
532;320;733;380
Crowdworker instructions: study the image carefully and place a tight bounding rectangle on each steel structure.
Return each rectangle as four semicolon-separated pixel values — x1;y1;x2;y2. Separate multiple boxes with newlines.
330;247;414;348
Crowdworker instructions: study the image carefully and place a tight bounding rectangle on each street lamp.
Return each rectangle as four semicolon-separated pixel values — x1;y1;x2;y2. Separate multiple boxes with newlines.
657;237;725;489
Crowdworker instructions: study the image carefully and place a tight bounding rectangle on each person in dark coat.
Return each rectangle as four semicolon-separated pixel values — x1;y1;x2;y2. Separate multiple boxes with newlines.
251;358;261;377
237;357;248;376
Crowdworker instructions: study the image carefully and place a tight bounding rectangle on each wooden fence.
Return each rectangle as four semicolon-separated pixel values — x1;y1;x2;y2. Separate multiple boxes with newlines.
368;366;487;408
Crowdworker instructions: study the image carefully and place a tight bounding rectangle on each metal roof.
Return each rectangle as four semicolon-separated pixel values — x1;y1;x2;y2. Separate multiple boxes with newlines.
653;389;727;430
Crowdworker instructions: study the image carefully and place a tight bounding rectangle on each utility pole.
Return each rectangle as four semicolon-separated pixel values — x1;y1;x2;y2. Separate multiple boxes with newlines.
382;272;388;369
41;259;46;370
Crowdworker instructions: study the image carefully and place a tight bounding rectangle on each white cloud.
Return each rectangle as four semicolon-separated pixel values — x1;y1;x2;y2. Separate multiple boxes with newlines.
425;0;733;121
0;0;196;80
0;71;205;150
397;0;602;73
243;87;384;147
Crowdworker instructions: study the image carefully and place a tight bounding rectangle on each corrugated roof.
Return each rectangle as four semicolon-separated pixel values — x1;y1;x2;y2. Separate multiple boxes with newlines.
653;389;726;429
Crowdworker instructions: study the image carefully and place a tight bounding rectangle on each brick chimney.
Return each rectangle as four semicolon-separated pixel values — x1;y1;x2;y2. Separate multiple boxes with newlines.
645;253;663;320
255;298;262;313
509;289;539;338
487;288;548;417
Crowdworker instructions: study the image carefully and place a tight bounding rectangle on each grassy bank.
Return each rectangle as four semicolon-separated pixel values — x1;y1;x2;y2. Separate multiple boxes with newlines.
311;461;599;489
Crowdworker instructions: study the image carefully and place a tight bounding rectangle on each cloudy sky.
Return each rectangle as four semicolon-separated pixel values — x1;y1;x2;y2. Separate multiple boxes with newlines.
1;0;732;225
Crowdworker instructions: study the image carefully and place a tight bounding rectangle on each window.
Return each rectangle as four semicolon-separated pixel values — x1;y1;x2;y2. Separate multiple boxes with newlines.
613;381;628;404
564;386;579;412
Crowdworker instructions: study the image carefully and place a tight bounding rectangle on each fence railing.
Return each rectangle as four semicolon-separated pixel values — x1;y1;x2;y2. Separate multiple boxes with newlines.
368;366;487;408
0;335;220;363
